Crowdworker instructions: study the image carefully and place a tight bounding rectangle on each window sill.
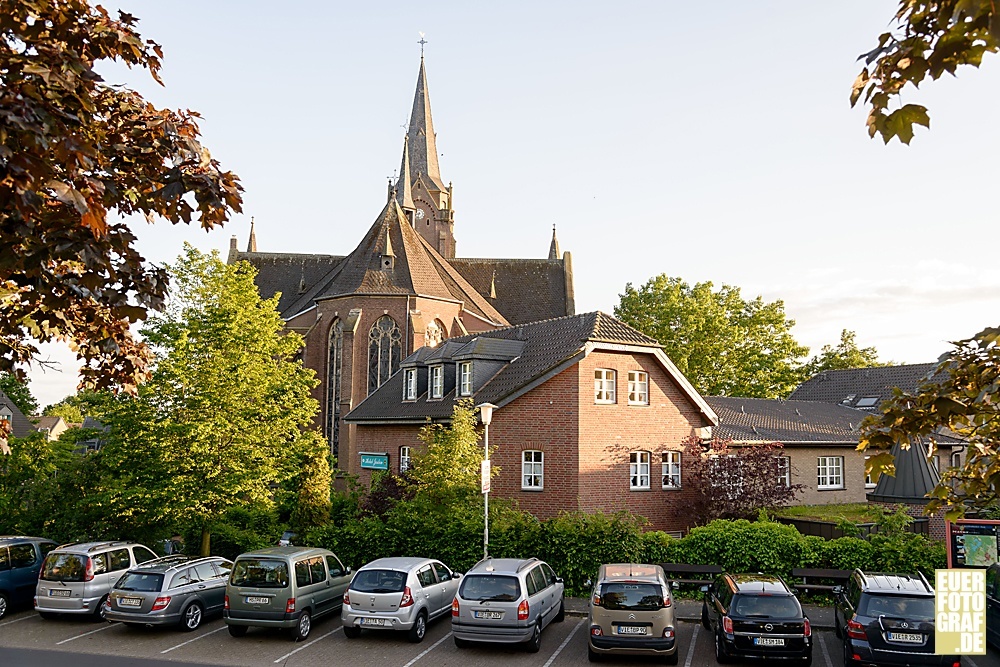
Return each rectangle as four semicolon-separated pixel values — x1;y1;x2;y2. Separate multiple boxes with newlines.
817;486;845;491
662;486;682;491
630;487;651;492
520;487;544;492
595;400;616;405
628;402;650;407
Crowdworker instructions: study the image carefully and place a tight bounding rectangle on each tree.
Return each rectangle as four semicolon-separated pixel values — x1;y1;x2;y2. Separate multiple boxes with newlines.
289;437;332;533
680;436;804;525
409;399;488;507
615;275;809;398
1;0;242;393
854;1;999;144
802;329;892;377
95;245;320;555
41;389;108;424
859;325;1000;518
0;372;38;416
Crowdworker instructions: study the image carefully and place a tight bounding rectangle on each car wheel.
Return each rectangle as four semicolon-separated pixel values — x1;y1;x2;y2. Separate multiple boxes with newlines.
95;595;109;622
407;611;427;643
525;621;542;653
0;592;8;620
454;636;471;649
343;625;362;638
588;646;602;662
38;611;58;620
554;600;565;623
181;602;203;632
702;602;711;630
665;650;679;665
715;630;729;664
228;624;248;637
291;610;311;642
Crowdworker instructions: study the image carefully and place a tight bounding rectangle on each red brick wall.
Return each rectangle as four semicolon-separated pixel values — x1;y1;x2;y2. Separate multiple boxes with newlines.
873;501;947;542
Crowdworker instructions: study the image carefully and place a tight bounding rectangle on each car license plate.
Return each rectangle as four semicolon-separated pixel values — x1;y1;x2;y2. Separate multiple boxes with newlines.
474;610;502;619
617;625;648;635
48;589;71;597
754;637;785;646
360;618;386;626
246;596;269;605
119;597;142;607
887;632;923;643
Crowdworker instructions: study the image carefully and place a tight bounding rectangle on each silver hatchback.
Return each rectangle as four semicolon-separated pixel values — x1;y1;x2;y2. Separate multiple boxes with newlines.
104;555;232;631
451;557;565;652
342;557;461;643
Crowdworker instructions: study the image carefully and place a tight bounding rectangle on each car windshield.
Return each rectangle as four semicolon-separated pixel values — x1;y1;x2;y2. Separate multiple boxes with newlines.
230;558;289;588
350;569;407;594
459;575;521;602
115;571;164;592
733;595;802;618
600;583;664;611
40;553;87;582
859;594;935;621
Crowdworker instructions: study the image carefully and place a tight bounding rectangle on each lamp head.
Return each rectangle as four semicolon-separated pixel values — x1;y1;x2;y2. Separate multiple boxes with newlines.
476;403;498;426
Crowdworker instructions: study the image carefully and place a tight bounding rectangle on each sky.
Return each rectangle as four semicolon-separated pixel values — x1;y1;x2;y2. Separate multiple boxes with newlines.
24;0;1000;409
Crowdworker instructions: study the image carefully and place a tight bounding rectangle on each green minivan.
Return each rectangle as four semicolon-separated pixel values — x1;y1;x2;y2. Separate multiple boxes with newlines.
224;546;351;641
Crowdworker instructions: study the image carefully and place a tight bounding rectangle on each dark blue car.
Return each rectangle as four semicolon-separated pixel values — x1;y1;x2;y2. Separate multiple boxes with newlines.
0;536;58;619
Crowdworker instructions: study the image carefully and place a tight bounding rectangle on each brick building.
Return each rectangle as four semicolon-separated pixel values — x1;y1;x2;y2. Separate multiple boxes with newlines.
345;312;717;533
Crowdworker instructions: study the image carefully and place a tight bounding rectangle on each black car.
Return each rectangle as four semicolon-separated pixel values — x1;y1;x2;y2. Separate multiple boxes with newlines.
702;573;812;665
0;536;58;619
834;570;959;667
987;564;1000;649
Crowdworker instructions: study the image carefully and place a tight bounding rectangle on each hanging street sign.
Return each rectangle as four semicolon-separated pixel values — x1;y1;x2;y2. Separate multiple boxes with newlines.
360;452;389;471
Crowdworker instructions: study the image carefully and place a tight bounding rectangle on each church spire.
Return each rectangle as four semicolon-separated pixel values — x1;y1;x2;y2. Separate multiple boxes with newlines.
406;54;446;191
548;224;560;260
247;216;257;253
396;136;415;214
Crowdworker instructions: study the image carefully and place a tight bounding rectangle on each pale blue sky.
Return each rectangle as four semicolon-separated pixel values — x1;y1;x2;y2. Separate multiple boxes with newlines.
28;1;1000;407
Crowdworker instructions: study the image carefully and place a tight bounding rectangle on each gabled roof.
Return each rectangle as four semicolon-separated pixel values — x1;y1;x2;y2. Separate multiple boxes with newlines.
232;252;345;318
707;397;865;444
867;441;941;504
789;363;940;411
0;389;34;438
448;258;571;325
346;311;715;425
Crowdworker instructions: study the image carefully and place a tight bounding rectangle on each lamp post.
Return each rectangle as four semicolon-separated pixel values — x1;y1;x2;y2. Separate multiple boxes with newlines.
477;403;497;560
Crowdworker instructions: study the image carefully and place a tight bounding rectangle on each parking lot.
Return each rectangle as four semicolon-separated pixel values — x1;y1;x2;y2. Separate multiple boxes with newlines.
0;605;998;667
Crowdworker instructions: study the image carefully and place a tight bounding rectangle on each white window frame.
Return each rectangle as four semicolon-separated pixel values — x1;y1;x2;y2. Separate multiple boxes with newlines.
595;369;616;404
458;361;473;397
430;365;444;399
399;446;411;473
864;455;878;489
777;456;791;487
951;451;962;469
403;369;417;401
628;371;649;406
817;456;844;490
522;450;544;490
930;455;940;474
661;451;681;489
630;451;650;490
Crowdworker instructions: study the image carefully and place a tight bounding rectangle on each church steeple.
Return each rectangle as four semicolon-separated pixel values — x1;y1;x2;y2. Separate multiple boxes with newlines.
396;136;416;215
548;225;560;260
407;55;445;191
247;217;257;253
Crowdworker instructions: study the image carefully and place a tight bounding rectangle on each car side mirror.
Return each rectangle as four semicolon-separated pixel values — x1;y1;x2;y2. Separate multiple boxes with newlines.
700;585;709;593
346;566;351;574
832;585;843;596
671;581;680;590
452;572;463;580
555;577;564;584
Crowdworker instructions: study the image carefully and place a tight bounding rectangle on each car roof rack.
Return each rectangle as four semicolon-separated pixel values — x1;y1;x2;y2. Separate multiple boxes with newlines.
516;558;540;572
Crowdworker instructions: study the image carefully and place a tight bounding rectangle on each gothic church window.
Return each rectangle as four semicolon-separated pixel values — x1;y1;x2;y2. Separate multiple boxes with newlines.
369;316;402;395
326;319;343;458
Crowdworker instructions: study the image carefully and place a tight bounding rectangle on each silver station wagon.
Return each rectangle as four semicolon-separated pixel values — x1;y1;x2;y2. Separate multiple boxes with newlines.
342;557;461;643
104;555;232;631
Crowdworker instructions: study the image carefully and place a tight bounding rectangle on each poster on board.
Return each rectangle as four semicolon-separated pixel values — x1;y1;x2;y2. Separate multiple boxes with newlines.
946;519;1000;568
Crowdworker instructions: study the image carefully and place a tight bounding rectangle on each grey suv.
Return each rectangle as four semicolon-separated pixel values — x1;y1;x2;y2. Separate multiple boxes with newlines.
104;555;232;630
0;536;57;620
342;557;461;643
451;557;565;652
35;541;158;620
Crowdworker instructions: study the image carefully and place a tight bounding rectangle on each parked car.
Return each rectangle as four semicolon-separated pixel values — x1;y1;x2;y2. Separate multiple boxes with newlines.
342;557;460;643
588;563;678;663
987;563;1000;649
451;557;565;653
104;555;232;631
224;546;351;642
35;541;159;620
834;570;959;667
0;536;58;620
702;572;812;665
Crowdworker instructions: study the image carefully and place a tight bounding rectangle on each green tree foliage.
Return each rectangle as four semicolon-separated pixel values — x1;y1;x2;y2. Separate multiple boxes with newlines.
0;371;38;415
803;329;892;377
854;1;999;144
41;390;109;424
0;0;242;392
94;245;321;554
289;437;332;533
408;399;487;506
859;325;1000;518
615;275;809;398
0;431;75;534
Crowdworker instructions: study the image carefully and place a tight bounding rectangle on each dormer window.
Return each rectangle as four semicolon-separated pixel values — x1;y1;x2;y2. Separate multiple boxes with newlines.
430;365;444;399
403;369;418;401
855;396;879;408
458;361;473;397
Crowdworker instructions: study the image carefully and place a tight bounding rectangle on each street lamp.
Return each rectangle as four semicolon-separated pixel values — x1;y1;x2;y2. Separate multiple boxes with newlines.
477;403;498;560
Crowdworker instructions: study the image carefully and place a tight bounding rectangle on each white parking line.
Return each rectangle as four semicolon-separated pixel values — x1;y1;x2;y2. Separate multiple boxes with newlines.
0;615;33;628
160;626;227;654
54;623;115;645
683;624;700;667
272;626;342;664
965;658;979;667
817;633;833;667
541;620;583;667
401;630;453;667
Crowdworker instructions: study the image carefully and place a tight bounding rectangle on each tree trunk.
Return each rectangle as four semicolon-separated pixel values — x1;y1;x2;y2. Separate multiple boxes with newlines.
200;527;211;556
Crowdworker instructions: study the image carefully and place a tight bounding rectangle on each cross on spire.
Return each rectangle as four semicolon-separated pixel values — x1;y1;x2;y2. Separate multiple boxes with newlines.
418;32;427;56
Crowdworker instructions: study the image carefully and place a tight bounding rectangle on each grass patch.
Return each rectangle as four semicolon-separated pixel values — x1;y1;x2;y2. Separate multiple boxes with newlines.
772;503;884;524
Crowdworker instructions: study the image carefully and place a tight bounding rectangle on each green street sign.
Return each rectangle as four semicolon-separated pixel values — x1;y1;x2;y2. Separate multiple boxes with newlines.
360;452;389;471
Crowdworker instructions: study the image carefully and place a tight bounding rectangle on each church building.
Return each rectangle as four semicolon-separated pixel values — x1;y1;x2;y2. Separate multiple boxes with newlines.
229;55;575;469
